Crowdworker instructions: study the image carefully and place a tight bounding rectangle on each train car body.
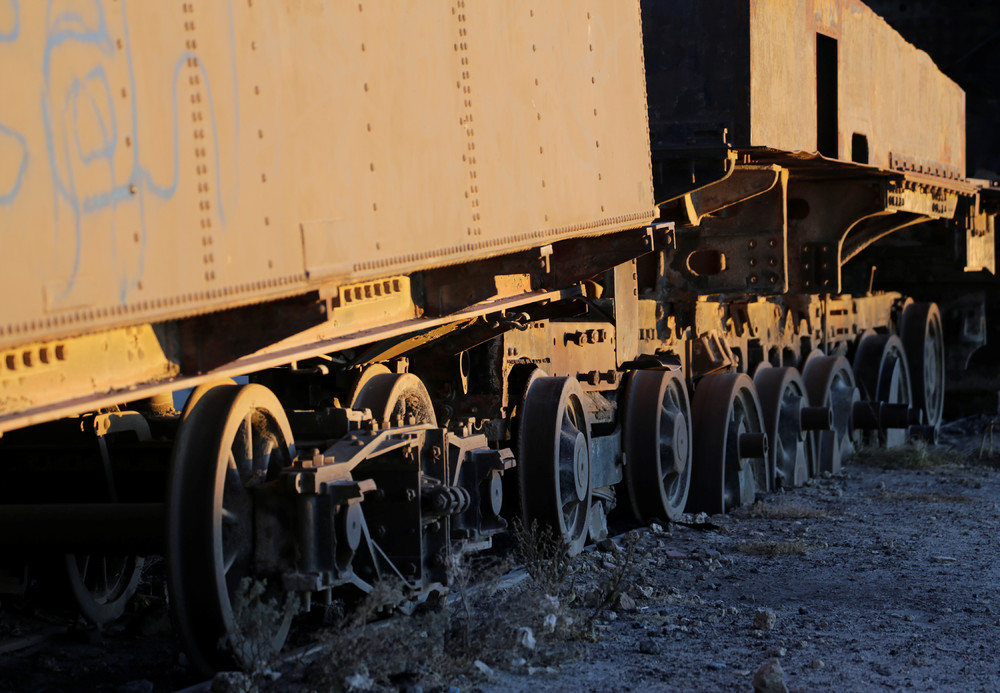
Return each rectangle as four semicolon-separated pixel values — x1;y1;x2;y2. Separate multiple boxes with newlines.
0;0;997;677
0;0;653;429
646;0;965;173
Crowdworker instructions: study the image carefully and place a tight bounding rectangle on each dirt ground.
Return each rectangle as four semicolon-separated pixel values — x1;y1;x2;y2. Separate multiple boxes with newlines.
2;415;1000;692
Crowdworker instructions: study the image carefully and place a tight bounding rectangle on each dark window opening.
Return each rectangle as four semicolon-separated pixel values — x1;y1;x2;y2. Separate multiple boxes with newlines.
816;34;839;158
851;133;869;164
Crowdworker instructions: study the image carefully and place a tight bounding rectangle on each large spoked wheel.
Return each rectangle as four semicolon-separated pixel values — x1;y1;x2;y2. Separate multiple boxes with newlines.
853;334;914;448
687;374;768;515
900;302;945;429
802;355;859;474
62;554;144;627
754;366;819;489
352;372;437;426
167;384;296;675
518;377;592;555
63;413;151;626
623;370;692;523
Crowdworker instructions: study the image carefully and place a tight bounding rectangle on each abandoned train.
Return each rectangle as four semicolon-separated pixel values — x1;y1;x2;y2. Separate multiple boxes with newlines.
0;0;996;674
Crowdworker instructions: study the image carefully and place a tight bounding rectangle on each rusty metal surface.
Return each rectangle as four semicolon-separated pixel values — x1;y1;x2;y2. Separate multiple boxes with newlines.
863;0;1000;178
0;286;584;435
642;0;965;176
0;1;654;354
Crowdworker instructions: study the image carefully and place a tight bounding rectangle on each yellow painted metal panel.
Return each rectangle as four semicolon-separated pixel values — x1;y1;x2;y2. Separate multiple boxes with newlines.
0;1;655;352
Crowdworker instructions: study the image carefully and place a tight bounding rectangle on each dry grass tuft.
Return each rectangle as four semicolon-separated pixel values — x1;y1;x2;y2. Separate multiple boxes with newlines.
738;500;828;520
227;577;299;675
871;490;978;504
731;540;813;556
851;443;971;470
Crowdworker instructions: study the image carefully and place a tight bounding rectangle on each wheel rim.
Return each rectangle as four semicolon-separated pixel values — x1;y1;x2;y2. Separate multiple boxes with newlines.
754;367;813;489
518;377;591;555
688;373;767;515
167;384;296;675
623;370;692;522
803;355;859;474
64;413;151;626
901;302;945;429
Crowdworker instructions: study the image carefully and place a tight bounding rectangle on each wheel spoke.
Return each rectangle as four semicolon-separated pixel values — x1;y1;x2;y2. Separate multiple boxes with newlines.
222;548;238;575
221;507;239;525
97;558;108;597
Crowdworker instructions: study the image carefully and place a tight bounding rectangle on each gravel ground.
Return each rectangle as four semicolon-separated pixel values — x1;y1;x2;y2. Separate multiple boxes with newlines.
477;460;1000;692
2;417;1000;692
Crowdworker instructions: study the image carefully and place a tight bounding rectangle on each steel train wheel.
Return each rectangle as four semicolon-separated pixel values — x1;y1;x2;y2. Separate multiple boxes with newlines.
167;384;296;675
853;334;914;448
62;550;144;627
802;355;859;474
687;374;768;515
518;377;592;555
754;366;819;489
900;302;945;429
352;372;437;427
622;370;692;523
61;413;151;626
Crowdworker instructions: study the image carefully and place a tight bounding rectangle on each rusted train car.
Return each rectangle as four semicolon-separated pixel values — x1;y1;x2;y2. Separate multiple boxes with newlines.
0;0;995;674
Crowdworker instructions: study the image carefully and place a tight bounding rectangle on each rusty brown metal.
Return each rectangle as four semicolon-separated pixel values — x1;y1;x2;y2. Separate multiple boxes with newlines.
643;0;965;175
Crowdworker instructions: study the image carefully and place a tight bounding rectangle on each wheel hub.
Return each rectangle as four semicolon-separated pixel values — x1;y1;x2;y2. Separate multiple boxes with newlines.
670;414;689;475
573;431;588;502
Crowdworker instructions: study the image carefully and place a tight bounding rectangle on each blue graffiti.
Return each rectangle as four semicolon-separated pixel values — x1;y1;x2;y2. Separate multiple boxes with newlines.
0;0;19;42
0;124;27;204
41;0;115;299
39;0;232;302
0;0;237;303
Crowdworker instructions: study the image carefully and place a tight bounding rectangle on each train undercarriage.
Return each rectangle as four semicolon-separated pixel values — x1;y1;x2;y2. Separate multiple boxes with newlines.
1;147;993;674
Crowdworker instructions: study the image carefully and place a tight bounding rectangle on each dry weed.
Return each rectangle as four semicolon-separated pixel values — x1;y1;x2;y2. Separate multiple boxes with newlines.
511;519;573;595
226;577;300;677
871;490;978;504
738;500;829;519
578;531;643;639
852;442;971;470
731;540;813;556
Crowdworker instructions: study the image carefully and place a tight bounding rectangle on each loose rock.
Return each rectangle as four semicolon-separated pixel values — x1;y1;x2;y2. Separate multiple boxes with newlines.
596;538;618;553
752;658;789;693
212;672;253;693
638;639;659;655
618;593;637;611
753;608;777;631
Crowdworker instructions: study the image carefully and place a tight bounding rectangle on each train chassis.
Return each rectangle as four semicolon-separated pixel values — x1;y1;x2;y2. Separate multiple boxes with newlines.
0;255;948;673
